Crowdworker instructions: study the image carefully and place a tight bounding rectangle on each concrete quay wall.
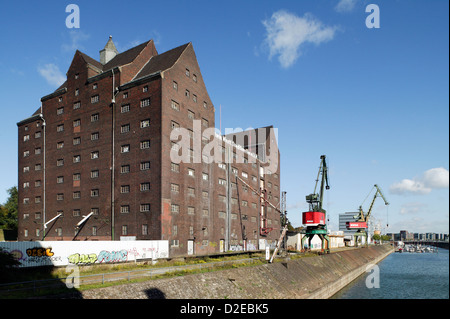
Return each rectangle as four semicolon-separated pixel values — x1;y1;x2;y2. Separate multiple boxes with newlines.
80;245;394;299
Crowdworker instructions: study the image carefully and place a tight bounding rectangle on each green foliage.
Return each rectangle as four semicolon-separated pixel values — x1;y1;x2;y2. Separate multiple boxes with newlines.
0;248;21;282
0;186;18;231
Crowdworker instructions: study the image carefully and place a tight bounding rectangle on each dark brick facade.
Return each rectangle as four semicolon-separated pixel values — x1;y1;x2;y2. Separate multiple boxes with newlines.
17;38;281;257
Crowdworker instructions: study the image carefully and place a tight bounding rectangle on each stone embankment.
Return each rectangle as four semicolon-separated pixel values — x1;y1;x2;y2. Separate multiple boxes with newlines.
80;245;394;299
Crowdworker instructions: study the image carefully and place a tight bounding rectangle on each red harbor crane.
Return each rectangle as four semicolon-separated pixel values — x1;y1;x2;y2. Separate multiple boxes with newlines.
301;155;331;253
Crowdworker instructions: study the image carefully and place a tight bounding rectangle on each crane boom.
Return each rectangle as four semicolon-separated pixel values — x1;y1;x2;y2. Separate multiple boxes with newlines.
348;184;389;229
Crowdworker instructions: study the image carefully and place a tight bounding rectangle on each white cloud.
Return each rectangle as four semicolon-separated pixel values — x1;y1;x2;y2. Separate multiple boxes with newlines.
38;64;66;87
390;167;449;195
62;30;90;52
335;0;358;13
399;202;426;215
422;167;449;189
262;10;337;68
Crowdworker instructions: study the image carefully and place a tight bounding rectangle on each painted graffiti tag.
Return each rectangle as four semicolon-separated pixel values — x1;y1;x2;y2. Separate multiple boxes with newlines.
97;250;128;263
26;247;54;257
68;253;98;265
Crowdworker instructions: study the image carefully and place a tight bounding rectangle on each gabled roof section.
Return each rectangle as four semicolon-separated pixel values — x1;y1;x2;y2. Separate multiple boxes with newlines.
133;43;190;80
102;40;153;71
78;50;104;71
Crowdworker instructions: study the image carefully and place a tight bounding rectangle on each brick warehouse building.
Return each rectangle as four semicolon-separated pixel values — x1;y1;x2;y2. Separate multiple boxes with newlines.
16;37;281;256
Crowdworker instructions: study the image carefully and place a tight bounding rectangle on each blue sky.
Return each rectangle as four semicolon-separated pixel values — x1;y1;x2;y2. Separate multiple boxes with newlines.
0;0;448;234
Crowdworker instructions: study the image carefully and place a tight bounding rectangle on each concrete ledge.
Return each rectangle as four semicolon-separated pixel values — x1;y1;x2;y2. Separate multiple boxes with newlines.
80;245;394;299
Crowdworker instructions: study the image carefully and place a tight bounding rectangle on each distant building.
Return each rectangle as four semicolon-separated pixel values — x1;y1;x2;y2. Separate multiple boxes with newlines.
338;212;359;235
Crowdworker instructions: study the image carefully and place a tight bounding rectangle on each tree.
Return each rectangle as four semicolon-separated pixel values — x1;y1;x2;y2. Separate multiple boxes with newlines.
0;186;18;231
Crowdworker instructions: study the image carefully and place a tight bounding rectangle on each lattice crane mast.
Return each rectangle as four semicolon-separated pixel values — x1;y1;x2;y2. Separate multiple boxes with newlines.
301;155;331;253
347;184;389;246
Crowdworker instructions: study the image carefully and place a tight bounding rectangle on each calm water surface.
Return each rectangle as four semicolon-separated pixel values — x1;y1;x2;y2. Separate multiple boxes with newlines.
331;248;449;299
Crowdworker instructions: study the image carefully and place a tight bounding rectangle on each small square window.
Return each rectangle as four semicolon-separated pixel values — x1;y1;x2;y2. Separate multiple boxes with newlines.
140;162;150;170
91;132;99;140
91;170;99;178
140;140;150;149
91;113;99;122
140;98;150;107
121;145;130;153
140;119;150;128
121;124;130;133
91;95;99;103
121;104;130;113
91;189;99;197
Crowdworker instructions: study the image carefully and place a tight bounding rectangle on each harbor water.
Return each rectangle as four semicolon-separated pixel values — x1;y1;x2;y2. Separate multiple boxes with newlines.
331;247;449;299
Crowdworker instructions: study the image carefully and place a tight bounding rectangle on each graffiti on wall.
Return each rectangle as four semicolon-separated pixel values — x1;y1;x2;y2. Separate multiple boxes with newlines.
0;240;169;268
67;250;129;265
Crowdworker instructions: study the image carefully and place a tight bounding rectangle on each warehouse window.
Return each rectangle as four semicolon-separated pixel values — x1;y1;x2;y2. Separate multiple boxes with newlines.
140;162;150;170
140;204;150;213
91;170;99;178
140;183;150;191
171;100;180;111
121;104;130;113
140;119;150;128
121;145;130;153
121;165;130;174
91;113;99;122
140;98;150;107
140;140;150;149
91;132;99;140
91;151;99;159
91;95;99;104
121;124;130;133
171;204;179;213
91;189;99;197
142;224;148;235
121;205;130;214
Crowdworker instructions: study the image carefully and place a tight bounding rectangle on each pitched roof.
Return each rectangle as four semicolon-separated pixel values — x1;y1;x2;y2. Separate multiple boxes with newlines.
78;50;103;71
134;42;190;80
102;40;151;71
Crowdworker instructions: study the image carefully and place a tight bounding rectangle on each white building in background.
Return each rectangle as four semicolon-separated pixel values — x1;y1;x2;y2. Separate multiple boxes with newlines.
286;230;344;251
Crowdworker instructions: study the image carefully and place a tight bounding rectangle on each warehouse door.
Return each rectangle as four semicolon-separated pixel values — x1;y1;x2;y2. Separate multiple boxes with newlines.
219;239;225;253
187;240;194;255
